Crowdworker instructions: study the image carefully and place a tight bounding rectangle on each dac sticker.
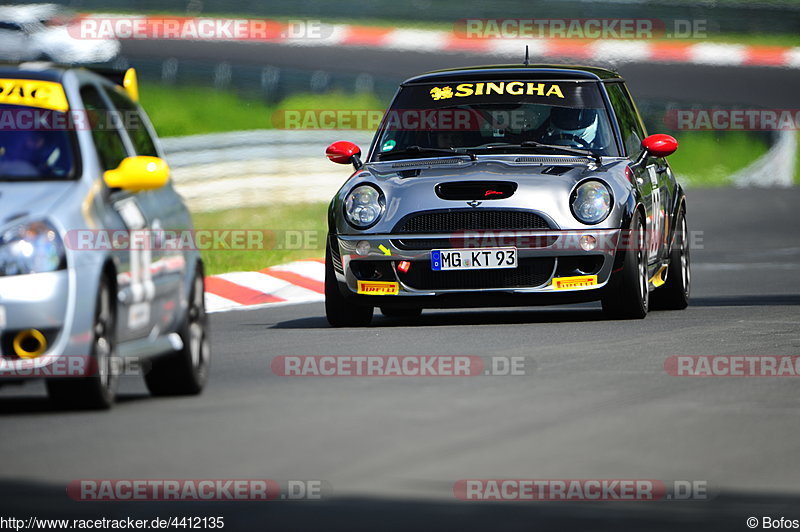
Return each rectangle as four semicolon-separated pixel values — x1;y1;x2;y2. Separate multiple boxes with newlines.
552;275;598;290
429;81;565;101
381;139;396;152
0;79;69;112
357;281;400;295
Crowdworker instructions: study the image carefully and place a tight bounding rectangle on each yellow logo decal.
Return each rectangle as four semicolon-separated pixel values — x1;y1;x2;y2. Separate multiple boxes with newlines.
430;86;454;100
552;275;598;290
0;79;69;112
357;281;400;295
430;81;565;100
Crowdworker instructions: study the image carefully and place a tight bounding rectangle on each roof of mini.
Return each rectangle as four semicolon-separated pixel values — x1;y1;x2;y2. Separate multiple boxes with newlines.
403;64;623;85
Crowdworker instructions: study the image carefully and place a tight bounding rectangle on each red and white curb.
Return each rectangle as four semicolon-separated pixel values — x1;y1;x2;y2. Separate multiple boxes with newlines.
80;14;800;69
204;258;324;313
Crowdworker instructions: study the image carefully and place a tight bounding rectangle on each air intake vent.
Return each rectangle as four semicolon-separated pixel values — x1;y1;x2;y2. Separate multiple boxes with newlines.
435;181;517;201
514;156;592;165
391;157;470;168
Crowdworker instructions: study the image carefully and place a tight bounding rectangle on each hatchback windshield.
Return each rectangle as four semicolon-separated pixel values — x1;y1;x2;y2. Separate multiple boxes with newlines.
0;105;77;180
374;79;619;160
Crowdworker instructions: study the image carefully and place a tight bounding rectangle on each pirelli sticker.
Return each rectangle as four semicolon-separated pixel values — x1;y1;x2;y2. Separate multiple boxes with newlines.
430;81;564;101
0;79;69;112
552;275;598;290
357;281;400;295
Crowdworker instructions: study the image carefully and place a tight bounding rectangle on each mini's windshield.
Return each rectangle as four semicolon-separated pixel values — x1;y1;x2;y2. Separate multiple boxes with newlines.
0;105;77;180
374;79;619;160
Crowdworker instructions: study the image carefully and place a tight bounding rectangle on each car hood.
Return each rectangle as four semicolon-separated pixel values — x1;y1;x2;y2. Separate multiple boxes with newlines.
0;181;78;227
334;156;632;233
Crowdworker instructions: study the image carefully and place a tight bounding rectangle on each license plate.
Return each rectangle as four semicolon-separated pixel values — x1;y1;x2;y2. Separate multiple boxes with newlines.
431;248;517;271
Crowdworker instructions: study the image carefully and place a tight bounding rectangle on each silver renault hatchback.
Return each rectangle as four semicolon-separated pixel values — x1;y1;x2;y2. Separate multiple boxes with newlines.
0;63;209;408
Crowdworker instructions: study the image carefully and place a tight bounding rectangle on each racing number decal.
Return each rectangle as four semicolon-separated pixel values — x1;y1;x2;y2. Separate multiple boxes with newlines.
646;165;664;263
114;197;154;329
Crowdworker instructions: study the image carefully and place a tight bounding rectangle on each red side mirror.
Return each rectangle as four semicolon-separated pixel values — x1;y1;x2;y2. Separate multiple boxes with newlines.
326;141;362;165
641;134;678;158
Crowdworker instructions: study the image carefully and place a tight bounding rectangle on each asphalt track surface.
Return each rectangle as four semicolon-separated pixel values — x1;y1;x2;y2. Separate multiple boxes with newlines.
1;187;799;531
119;39;800;106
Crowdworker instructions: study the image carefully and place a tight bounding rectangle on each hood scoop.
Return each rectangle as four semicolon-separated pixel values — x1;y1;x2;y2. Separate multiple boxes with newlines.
541;166;573;176
435;181;517;201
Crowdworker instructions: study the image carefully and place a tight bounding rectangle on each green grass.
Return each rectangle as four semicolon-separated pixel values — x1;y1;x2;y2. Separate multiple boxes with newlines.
140;83;386;137
669;132;770;187
139;83;275;137
190;203;328;275
796;136;800;185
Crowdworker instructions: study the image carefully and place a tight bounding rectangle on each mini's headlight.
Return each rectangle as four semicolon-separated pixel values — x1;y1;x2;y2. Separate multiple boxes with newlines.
570;181;612;225
0;220;66;276
344;184;385;229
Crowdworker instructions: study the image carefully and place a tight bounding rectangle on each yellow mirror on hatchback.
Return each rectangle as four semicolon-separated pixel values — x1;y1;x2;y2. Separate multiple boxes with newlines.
103;156;170;192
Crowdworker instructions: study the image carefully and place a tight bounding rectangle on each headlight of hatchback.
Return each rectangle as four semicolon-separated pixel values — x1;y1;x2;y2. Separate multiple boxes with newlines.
344;184;385;229
570;180;612;225
0;220;66;276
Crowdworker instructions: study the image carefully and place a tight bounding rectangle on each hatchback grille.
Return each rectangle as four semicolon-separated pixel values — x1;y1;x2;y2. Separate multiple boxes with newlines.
397;258;555;290
394;209;551;233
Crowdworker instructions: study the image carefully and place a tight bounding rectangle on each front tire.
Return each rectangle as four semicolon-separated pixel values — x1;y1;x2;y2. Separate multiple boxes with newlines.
325;240;373;327
651;208;690;310
144;263;210;396
47;275;118;410
602;211;649;319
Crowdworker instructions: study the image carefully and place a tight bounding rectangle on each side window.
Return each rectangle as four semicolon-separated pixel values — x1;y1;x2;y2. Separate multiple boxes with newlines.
605;83;646;158
105;87;158;157
80;85;128;171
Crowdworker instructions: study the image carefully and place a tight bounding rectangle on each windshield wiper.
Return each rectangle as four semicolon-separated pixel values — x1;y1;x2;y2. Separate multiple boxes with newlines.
472;141;602;164
377;145;476;161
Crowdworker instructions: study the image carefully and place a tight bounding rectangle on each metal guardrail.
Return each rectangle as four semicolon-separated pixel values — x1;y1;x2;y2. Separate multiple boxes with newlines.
730;130;797;188
162;130;374;211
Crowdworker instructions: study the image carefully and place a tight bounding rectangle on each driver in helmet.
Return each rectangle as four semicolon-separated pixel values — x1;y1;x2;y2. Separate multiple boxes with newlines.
541;107;599;147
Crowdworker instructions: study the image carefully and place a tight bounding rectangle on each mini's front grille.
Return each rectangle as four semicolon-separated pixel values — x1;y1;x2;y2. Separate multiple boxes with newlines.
394;210;551;233
397;258;555;290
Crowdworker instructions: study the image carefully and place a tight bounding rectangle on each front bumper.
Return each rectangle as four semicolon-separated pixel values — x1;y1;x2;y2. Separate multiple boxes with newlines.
333;229;621;303
0;270;93;378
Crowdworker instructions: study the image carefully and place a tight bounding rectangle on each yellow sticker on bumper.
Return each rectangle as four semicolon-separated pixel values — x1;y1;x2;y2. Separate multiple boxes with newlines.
552;275;598;290
357;281;400;295
0;79;69;112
